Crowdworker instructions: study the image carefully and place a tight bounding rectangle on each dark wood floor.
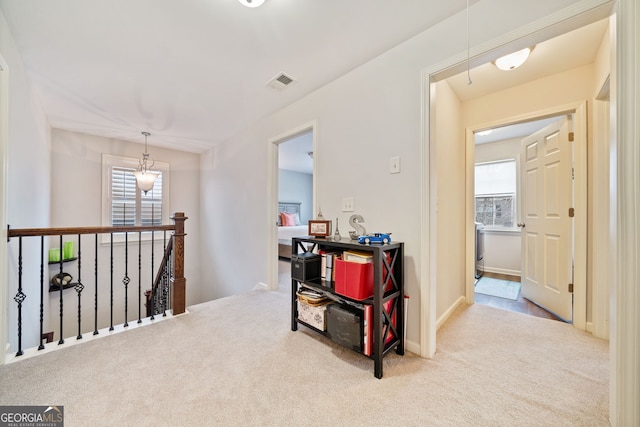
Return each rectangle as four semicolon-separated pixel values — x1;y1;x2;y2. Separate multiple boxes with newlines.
475;272;564;322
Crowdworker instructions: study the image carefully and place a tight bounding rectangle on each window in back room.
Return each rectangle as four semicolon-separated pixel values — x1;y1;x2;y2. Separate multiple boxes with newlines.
102;154;170;242
474;159;516;229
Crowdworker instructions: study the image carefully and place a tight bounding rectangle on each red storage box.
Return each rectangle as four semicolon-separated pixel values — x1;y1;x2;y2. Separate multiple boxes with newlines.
335;259;374;300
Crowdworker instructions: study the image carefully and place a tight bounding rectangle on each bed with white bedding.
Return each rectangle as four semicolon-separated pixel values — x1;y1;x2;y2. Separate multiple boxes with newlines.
278;202;307;259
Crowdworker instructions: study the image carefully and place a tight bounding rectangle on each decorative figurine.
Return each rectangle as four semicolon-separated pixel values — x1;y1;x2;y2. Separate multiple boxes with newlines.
334;217;341;240
317;207;324;219
349;214;367;240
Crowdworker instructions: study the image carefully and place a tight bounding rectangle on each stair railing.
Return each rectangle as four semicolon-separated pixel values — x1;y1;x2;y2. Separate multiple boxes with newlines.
6;212;187;357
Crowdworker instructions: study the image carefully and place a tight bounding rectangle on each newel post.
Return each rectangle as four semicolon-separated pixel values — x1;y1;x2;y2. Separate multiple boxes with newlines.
171;212;187;315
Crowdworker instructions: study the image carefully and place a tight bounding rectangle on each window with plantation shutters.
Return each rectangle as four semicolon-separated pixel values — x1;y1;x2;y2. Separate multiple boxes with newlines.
111;167;137;226
110;167;163;226
103;154;169;240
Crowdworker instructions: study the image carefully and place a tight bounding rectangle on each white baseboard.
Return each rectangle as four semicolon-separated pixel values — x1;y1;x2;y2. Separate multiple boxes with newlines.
405;339;420;355
436;296;466;331
586;321;593;333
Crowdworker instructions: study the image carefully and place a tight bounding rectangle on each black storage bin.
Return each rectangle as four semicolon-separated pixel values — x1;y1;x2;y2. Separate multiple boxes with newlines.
291;252;321;282
326;304;363;352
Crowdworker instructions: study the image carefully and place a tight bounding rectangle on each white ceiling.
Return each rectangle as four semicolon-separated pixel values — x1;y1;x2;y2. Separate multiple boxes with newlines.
0;0;475;152
448;18;608;144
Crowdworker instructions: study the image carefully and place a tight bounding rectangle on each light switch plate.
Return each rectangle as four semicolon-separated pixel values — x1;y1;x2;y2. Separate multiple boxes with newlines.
390;156;401;174
342;197;354;212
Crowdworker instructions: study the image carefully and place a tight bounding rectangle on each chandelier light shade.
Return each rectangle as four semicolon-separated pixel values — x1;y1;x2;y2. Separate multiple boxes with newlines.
494;47;533;71
238;0;265;7
134;131;160;194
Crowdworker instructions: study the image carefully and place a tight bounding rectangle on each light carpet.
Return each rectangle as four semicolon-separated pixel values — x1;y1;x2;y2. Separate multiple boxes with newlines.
0;284;609;426
475;277;521;300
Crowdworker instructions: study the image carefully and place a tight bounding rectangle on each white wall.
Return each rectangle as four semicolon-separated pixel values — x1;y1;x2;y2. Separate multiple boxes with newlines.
463;65;596;125
48;129;202;340
481;230;521;276
199;0;586;346
434;80;466;318
1;9;52;355
278;169;313;223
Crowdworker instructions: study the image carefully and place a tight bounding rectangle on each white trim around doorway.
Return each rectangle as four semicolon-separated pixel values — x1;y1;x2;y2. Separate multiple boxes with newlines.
267;121;317;291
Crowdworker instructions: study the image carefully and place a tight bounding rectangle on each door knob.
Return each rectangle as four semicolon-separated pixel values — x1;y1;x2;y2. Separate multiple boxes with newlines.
517;222;526;228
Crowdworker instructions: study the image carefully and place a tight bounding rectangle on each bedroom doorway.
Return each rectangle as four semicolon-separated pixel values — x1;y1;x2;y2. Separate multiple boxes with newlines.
268;122;317;290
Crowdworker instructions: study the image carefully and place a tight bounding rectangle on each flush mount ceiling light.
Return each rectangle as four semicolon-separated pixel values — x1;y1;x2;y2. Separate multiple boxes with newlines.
494;47;534;71
134;131;160;194
238;0;265;7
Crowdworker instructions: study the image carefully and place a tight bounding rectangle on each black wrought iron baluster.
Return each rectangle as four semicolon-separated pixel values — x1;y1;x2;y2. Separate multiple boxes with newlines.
162;263;168;317
109;233;114;331
138;231;142;324
170;244;174;310
75;235;84;340
150;229;155;320
123;232;130;327
38;236;45;350
14;237;25;356
93;233;99;336
162;230;168;316
58;235;64;345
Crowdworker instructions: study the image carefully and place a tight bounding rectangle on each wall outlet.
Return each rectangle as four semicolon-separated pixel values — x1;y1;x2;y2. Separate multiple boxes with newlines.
390;156;401;174
342;197;354;212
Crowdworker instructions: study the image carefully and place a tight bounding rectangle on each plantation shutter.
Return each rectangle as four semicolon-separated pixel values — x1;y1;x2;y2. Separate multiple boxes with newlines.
141;173;163;226
111;167;137;226
111;167;163;226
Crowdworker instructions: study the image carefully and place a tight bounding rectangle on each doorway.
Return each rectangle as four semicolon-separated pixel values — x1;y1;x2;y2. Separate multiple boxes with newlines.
421;13;610;359
466;104;586;326
267;122;316;291
472;115;573;322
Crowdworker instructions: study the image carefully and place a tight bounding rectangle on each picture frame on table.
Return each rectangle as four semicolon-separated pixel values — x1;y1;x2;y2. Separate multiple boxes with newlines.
308;220;332;237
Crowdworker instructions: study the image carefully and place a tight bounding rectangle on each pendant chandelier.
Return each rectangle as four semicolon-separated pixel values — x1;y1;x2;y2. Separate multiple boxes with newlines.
134;131;160;194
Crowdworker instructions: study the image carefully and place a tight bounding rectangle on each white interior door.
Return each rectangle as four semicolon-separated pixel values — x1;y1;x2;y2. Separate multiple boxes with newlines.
519;116;573;321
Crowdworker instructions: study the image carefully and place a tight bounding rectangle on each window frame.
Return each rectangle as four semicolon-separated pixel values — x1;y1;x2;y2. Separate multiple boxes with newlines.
102;154;170;243
474;159;518;231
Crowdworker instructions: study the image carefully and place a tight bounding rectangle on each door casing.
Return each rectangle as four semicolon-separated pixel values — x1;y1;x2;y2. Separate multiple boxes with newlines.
267;121;317;291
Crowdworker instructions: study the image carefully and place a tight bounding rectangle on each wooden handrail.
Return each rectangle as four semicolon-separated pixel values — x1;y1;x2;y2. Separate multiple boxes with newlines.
7;224;176;240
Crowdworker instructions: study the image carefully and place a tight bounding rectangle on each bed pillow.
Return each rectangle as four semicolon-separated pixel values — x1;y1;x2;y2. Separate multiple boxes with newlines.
280;212;297;226
294;213;301;226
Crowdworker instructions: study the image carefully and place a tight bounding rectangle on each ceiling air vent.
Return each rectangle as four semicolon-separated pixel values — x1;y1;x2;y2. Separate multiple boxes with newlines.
266;72;295;90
